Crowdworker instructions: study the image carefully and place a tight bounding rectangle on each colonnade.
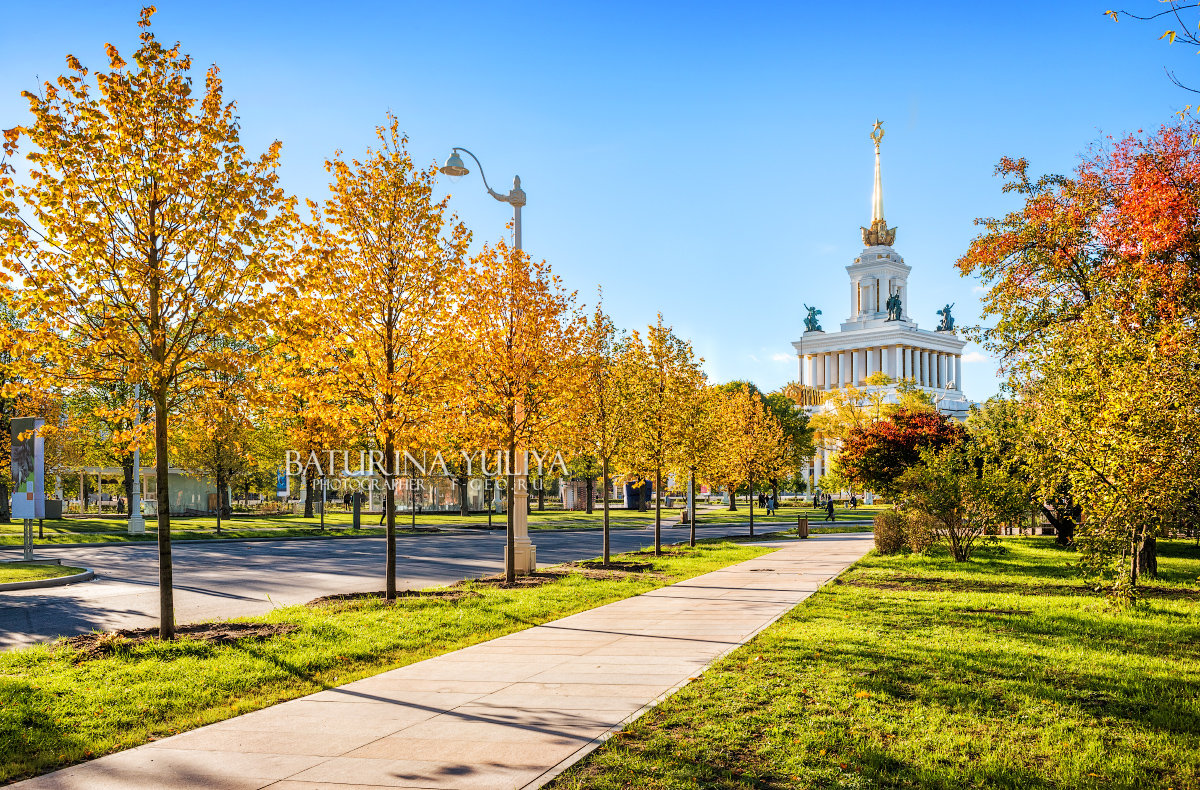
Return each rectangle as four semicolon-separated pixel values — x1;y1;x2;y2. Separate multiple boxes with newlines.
802;346;961;391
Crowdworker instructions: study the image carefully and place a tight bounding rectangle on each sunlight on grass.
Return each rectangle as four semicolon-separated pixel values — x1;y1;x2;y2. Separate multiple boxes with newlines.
551;537;1200;790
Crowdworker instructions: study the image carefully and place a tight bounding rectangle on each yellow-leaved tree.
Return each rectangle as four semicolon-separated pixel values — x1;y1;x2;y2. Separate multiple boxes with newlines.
458;238;585;583
713;382;787;536
288;117;468;600
576;298;636;563
0;9;292;638
621;316;706;556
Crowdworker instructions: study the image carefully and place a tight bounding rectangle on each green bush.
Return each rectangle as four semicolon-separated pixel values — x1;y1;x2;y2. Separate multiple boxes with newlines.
873;510;907;554
906;510;938;554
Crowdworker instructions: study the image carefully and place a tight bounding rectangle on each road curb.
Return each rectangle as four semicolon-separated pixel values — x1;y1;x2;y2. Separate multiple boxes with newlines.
0;568;95;592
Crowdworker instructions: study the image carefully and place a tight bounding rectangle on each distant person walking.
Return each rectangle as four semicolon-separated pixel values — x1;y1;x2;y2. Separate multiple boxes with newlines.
849;494;857;510
825;497;835;522
812;493;819;509
765;495;775;516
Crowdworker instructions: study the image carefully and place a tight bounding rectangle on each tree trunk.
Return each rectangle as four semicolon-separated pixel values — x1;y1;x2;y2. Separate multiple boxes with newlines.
585;476;593;515
384;436;397;600
771;478;779;511
602;457;610;564
303;475;314;519
537;476;545;511
0;482;10;523
654;466;662;557
1041;503;1075;545
727;484;737;511
153;389;175;640
458;475;469;517
1136;534;1158;579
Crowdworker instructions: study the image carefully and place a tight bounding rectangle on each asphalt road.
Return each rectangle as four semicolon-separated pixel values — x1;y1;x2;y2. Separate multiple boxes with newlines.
0;521;858;651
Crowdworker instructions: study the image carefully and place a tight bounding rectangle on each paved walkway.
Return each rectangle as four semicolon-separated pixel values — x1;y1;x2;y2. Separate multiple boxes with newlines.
14;534;873;790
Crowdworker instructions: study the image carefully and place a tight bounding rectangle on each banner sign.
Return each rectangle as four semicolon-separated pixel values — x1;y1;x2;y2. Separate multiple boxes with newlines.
11;417;45;519
276;470;289;498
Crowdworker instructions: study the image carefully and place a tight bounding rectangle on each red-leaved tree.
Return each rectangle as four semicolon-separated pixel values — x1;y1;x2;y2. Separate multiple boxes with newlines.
838;409;965;497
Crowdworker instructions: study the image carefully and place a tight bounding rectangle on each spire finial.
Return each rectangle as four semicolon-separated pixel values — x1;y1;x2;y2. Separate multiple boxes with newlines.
861;120;897;246
870;119;884;153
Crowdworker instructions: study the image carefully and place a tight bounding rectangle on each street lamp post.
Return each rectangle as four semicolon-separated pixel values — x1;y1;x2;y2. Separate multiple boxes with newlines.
440;148;535;574
128;383;146;535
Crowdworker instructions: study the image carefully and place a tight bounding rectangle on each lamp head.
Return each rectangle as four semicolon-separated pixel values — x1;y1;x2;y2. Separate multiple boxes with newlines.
440;151;469;177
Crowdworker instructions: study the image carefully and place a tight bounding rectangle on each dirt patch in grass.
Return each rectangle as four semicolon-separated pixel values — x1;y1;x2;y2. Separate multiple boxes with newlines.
307;589;481;607
63;622;298;661
573;560;655;573
629;549;689;558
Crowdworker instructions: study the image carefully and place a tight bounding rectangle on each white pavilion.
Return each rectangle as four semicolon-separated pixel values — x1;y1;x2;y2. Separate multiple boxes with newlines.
792;121;969;489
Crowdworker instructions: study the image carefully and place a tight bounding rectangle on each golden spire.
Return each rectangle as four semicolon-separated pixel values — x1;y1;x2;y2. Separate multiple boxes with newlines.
870;120;885;223
861;119;897;247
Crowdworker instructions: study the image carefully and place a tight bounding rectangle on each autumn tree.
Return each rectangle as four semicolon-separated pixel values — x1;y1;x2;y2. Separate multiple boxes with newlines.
458;238;584;582
763;390;815;505
670;382;720;546
713;382;787;536
958;119;1200;598
838;408;965;497
0;9;291;638
622;316;705;555
289;117;467;598
575;300;635;562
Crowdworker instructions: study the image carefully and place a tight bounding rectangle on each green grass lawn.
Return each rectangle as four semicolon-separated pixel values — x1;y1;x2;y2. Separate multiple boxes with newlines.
0;564;85;584
0;540;772;784
550;537;1200;790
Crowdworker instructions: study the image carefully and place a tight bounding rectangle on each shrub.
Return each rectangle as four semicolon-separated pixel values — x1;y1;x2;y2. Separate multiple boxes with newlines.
906;510;938;554
873;510;907;554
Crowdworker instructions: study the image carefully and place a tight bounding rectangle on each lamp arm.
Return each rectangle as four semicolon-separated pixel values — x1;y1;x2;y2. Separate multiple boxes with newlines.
452;147;507;203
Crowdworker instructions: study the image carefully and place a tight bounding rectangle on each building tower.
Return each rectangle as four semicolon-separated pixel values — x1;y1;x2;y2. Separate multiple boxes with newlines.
791;121;969;490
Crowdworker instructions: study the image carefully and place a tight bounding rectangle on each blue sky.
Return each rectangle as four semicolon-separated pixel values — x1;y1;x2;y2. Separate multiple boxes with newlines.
1;1;1193;401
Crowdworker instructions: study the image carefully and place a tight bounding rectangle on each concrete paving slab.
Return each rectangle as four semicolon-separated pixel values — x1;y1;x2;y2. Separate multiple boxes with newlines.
11;534;872;790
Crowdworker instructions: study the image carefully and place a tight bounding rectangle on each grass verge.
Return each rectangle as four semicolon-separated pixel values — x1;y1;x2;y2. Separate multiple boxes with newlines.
550;537;1200;790
0;540;772;784
0;564;85;585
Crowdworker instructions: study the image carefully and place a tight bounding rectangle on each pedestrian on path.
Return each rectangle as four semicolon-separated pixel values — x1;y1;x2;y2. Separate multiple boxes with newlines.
850;494;857;510
825;497;835;522
765;495;775;516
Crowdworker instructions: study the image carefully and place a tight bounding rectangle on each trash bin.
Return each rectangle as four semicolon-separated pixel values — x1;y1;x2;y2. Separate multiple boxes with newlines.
679;508;689;525
797;516;809;539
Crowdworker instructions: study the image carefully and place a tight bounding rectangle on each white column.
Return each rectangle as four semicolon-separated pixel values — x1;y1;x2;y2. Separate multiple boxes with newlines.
853;349;862;385
823;353;833;390
850;279;859;318
955;354;962;389
840;351;851;387
891;344;902;378
920;351;929;386
881;346;890;379
866;346;876;377
939;354;947;388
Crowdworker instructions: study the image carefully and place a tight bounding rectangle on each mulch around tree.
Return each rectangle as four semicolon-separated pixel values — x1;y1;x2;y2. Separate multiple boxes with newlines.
307;589;481;607
62;622;298;661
